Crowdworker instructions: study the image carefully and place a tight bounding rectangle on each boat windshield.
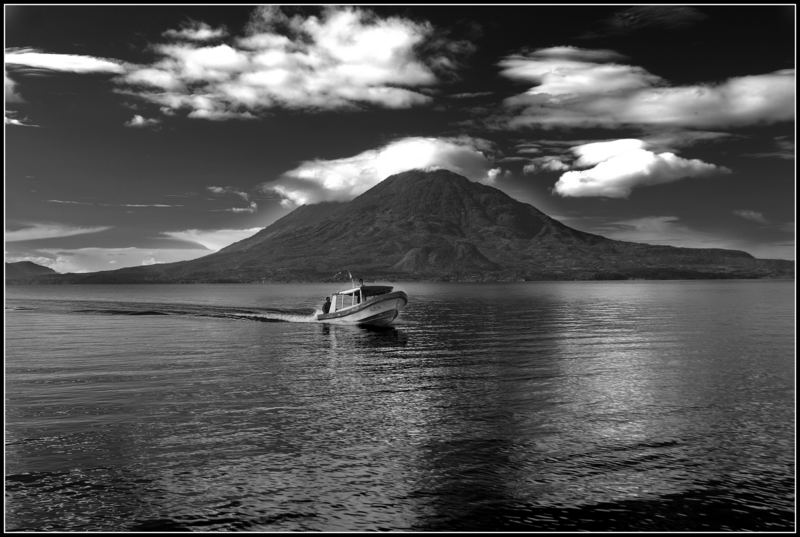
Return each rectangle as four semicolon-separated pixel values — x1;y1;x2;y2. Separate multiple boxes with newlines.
332;290;361;311
361;285;392;297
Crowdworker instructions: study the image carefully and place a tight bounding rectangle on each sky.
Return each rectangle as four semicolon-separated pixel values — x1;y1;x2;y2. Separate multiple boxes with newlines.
5;4;796;273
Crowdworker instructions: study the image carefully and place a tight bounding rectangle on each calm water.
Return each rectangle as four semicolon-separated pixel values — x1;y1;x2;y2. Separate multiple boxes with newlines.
5;281;795;531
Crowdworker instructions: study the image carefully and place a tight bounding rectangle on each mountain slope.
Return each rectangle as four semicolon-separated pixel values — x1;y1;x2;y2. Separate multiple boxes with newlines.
60;169;794;282
6;261;56;280
5;261;57;281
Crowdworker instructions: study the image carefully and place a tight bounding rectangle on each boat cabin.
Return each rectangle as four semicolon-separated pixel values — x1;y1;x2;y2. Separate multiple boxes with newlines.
328;285;393;314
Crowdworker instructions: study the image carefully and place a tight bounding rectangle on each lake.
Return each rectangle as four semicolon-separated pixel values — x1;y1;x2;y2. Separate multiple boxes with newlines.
4;280;795;531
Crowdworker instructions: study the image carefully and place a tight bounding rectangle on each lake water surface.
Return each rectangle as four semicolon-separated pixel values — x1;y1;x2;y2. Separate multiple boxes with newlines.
5;281;795;531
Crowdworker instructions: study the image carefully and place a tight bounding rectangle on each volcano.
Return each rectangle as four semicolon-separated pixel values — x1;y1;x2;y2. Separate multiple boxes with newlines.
44;169;793;283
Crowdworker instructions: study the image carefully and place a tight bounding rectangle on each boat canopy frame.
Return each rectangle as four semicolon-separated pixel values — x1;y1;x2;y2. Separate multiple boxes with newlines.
328;285;394;313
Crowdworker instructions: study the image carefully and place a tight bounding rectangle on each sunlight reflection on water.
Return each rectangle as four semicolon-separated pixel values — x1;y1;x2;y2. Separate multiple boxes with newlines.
5;281;795;531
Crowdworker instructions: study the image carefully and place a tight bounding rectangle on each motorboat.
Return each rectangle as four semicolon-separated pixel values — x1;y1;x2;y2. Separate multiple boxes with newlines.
317;283;408;327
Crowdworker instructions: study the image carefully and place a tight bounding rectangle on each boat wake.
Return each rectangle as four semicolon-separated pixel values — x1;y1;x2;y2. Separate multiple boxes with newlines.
7;299;321;324
221;308;320;324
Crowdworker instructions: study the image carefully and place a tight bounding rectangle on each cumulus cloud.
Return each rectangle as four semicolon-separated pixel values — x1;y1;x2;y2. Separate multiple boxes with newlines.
622;71;795;127
571;139;644;167
266;136;495;207
124;114;161;128
483;167;512;185
122;67;184;90
553;139;729;198
162;227;262;251
6;223;112;242
523;156;571;174
7;7;455;120
501;47;660;100
5;47;127;73
733;209;768;224
500;46;795;129
114;6;440;118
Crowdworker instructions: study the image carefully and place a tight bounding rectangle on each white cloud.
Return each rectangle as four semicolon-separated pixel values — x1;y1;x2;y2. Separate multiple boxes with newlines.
571;139;645;167
6;223;112;242
5;108;38;127
622;70;795;127
154;43;250;81
553;139;729;198
522;46;628;63
210;202;259;213
501;47;657;99
8;7;448;120
162;227;262;251
523;156;571;174
115;6;439;118
164;21;228;42
123;67;184;90
47;199;95;205
207;185;249;201
225;201;258;213
13;247;211;273
5;47;126;74
124;114;161;128
500;46;795;129
5;72;24;103
266;136;495;207
5;115;37;127
484;167;505;184
4;254;62;272
46;199;181;208
206;186;257;212
114;203;180;208
733;209;768;224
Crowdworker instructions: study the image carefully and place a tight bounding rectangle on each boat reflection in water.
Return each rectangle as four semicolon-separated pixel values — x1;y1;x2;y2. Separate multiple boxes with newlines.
317;283;408;327
321;322;409;349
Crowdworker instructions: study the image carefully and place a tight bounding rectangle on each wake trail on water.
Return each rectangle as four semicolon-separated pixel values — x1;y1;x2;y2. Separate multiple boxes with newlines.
7;298;321;324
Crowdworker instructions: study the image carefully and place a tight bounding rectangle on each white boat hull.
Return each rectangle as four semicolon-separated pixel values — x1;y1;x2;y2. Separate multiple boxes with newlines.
317;291;407;327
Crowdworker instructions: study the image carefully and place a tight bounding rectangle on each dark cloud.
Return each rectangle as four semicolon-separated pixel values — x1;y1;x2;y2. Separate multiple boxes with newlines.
583;6;708;39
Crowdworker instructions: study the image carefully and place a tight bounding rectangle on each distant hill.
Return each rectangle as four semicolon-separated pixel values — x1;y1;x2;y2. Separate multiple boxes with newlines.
23;169;795;283
6;261;57;281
